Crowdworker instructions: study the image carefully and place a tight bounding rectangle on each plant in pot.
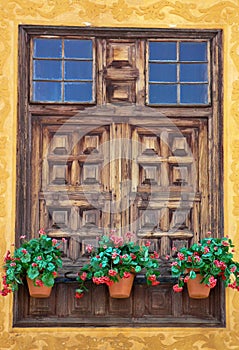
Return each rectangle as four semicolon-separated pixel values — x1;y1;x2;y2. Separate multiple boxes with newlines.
171;235;239;298
0;229;63;298
75;232;160;299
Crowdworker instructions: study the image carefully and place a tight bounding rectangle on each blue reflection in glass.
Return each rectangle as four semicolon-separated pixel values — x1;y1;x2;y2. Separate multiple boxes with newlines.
180;84;208;104
64;82;93;102
34;39;62;58
149;63;177;82
33;82;62;101
149;42;177;61
64;40;92;59
33;60;62;80
180;42;207;61
180;63;208;82
149;84;177;104
64;61;92;80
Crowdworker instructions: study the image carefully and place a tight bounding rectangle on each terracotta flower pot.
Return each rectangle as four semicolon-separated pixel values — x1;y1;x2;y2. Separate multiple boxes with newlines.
186;273;210;299
26;277;52;298
108;274;135;298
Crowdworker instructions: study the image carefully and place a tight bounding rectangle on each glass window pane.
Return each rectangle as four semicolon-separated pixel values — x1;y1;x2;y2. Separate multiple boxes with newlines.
33;82;62;101
33;60;62;80
64;40;92;59
149;84;177;104
64;82;93;102
180;63;208;82
180;84;208;104
149;63;177;82
64;61;92;80
34;39;62;58
149;42;177;61
180;42;207;61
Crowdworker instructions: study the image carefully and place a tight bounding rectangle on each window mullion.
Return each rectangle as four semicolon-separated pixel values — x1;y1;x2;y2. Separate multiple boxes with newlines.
177;41;180;104
62;39;64;102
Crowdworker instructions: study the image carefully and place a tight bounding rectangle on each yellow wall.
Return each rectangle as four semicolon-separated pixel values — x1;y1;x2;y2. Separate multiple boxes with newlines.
0;0;239;349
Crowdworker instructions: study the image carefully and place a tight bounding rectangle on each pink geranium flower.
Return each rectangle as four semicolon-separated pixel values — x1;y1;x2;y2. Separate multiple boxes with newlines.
177;252;184;261
80;272;87;281
35;279;44;287
86;244;93;253
184;275;190;283
108;270;117;276
208;276;217;288
39;228;45;235
123;272;131;278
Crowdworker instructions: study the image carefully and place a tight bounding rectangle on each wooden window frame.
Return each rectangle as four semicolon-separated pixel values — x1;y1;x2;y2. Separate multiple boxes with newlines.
15;25;224;328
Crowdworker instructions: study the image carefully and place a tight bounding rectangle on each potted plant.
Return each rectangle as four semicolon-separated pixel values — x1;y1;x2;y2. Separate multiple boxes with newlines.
171;234;239;298
75;232;160;299
0;229;63;298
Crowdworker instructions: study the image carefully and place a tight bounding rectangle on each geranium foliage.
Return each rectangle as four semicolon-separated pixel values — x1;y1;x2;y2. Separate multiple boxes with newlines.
171;235;239;293
75;232;160;298
0;229;63;296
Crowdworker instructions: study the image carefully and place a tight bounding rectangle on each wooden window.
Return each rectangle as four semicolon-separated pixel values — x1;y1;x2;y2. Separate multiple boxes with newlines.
16;26;223;328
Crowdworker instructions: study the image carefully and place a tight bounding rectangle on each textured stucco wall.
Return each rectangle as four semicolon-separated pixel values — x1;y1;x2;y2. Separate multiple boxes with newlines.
0;1;239;349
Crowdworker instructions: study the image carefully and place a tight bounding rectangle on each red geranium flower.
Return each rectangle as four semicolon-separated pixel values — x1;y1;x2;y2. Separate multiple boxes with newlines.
173;284;183;292
75;292;83;299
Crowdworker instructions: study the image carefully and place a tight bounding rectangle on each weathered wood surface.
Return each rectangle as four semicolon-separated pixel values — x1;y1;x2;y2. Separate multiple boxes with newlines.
15;27;223;327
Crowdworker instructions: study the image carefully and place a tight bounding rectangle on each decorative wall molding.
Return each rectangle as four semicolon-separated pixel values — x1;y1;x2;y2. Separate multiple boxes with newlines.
0;0;239;348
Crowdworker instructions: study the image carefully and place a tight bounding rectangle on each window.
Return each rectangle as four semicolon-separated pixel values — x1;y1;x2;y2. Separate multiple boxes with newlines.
32;38;94;102
148;41;209;104
16;26;223;328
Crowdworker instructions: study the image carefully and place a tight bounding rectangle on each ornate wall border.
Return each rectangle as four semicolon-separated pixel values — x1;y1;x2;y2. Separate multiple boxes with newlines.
0;0;239;349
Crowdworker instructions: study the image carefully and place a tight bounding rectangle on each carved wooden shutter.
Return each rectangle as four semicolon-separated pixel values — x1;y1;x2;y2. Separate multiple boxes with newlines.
31;122;110;265
131;122;208;250
16;28;223;327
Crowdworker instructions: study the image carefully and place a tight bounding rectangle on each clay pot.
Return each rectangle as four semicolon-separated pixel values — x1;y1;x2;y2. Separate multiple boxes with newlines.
108;274;135;298
186;273;211;299
26;277;52;298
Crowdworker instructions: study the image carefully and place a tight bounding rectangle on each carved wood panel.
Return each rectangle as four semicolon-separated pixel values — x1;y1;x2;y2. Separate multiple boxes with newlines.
31;123;111;267
23;117;211;326
17;279;222;327
130;123;205;260
102;39;141;103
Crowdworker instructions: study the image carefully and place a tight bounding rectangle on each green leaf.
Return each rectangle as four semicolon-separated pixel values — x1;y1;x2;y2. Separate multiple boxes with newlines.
135;265;141;273
189;270;196;279
113;256;120;264
47;262;56;271
27;267;40;280
46;254;53;262
42;273;54;287
21;253;31;264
